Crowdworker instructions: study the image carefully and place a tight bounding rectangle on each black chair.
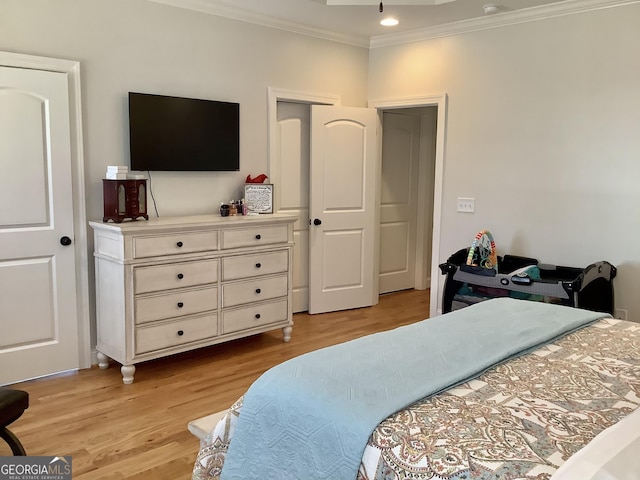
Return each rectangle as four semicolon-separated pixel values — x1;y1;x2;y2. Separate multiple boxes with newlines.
0;389;29;455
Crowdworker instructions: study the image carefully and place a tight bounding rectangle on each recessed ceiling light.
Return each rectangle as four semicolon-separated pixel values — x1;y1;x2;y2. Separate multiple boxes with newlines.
483;3;500;14
380;17;399;26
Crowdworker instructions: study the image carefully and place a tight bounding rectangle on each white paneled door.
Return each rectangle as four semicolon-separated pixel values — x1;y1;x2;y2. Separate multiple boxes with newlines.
309;106;378;314
275;102;311;313
379;112;420;294
0;66;80;385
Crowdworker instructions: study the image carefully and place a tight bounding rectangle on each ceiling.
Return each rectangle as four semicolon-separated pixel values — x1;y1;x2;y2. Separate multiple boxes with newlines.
150;0;611;46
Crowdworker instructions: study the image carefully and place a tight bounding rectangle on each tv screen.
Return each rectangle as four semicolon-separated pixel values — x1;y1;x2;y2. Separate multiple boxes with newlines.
128;92;239;171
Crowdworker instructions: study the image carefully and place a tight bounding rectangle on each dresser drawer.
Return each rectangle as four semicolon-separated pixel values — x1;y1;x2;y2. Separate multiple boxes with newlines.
134;259;218;294
221;225;288;249
135;286;218;324
222;275;288;308
222;250;288;281
135;313;218;354
133;231;218;258
222;299;288;334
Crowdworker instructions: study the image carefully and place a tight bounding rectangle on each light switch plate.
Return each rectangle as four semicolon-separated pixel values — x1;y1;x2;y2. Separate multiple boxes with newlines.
457;197;475;213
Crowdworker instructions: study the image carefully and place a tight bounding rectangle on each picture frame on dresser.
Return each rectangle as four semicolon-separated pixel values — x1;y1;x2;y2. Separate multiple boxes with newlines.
244;183;273;214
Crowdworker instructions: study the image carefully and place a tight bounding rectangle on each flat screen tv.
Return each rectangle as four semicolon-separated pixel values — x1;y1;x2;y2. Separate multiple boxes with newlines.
128;92;240;171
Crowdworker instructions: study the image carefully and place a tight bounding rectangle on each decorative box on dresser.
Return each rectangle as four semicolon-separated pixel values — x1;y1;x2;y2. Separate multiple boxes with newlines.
89;214;297;384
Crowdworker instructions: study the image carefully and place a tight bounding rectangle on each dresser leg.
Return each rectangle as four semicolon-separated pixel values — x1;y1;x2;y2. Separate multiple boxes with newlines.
121;365;136;384
97;352;110;369
282;326;292;343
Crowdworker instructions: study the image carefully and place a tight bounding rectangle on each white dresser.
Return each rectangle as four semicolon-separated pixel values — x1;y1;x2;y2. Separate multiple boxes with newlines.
89;214;297;384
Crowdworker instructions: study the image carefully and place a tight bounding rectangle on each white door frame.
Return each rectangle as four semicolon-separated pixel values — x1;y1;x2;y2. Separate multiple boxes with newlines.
0;51;91;368
369;94;448;319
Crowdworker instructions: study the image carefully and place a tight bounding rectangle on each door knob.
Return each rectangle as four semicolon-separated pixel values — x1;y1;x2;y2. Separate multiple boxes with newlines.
60;236;72;246
313;218;322;226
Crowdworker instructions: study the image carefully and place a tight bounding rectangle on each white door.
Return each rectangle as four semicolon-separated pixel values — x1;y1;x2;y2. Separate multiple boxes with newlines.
0;66;80;385
309;105;379;314
379;112;420;294
274;102;311;313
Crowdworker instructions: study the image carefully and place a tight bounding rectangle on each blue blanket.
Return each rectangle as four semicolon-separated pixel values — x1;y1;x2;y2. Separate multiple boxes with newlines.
221;298;607;480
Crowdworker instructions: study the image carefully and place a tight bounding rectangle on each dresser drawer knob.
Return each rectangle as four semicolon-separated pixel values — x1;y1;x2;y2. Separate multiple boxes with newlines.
176;241;183;248
177;273;184;279
255;234;261;240
255;288;261;294
255;263;261;268
177;302;184;308
255;313;261;319
177;330;184;336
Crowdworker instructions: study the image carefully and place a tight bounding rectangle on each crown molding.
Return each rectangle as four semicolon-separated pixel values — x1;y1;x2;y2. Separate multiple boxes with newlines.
148;0;370;47
148;0;638;49
370;0;640;48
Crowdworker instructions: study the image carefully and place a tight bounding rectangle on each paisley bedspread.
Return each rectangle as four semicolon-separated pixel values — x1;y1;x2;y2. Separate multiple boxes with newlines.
193;317;640;480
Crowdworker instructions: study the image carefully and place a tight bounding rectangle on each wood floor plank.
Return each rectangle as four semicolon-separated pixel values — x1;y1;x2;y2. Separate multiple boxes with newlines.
3;289;429;478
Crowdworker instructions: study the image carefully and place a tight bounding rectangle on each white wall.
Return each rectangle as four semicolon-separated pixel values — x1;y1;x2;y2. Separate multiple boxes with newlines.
1;0;368;217
1;0;369;348
3;0;638;351
369;4;640;319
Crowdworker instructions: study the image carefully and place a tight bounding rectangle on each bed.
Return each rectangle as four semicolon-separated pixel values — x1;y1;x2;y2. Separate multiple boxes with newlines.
192;298;640;480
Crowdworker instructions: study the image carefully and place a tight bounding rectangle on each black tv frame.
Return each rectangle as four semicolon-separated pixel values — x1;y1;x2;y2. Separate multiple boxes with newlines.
128;92;240;172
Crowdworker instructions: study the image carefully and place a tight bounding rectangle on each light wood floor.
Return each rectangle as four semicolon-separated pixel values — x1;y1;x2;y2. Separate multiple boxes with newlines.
4;289;429;479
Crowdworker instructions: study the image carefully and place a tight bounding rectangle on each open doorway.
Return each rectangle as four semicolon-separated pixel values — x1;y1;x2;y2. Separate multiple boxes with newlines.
379;107;437;295
268;88;446;317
